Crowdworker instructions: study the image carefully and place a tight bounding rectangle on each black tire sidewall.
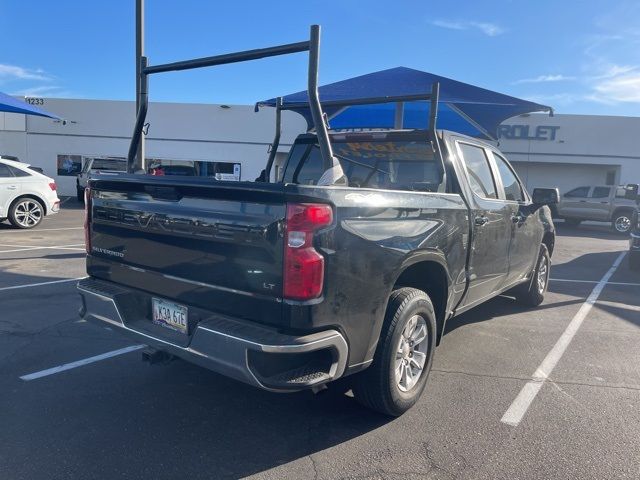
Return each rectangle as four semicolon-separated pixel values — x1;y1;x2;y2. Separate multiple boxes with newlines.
518;244;550;307
381;291;437;414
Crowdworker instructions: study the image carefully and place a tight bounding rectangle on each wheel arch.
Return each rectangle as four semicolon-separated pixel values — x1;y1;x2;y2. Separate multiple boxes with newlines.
542;230;555;257
390;254;451;346
9;194;48;215
612;206;635;220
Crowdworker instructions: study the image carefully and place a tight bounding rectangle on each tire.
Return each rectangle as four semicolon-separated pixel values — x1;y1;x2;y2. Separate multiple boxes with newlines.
565;218;581;227
515;244;551;307
630;253;640;271
611;210;633;234
9;197;44;229
351;287;436;416
77;186;85;203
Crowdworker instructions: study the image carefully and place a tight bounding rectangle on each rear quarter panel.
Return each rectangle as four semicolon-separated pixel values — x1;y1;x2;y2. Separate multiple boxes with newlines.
285;184;469;368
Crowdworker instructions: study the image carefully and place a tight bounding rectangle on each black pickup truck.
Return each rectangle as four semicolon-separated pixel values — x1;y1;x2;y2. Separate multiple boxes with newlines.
77;26;558;416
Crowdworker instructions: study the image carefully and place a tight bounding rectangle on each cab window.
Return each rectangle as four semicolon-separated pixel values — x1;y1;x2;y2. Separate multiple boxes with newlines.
565;186;590;198
458;143;497;199
493;153;525;202
283;135;444;192
591;187;611;199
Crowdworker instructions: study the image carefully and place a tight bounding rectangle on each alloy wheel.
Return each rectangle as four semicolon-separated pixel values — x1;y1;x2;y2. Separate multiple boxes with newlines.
615;215;631;233
14;200;43;228
537;255;548;294
395;315;429;392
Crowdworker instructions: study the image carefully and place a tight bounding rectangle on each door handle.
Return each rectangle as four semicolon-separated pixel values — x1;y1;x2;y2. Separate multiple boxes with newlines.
512;214;525;224
474;216;489;226
600;201;609;204
578;200;587;203
7;185;17;190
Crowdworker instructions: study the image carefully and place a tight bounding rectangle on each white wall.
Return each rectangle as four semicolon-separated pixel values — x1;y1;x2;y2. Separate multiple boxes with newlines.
2;98;640;197
497;114;640;193
4;98;307;195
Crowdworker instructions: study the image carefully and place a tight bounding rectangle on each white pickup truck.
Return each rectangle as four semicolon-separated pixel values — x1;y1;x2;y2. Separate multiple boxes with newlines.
76;157;127;201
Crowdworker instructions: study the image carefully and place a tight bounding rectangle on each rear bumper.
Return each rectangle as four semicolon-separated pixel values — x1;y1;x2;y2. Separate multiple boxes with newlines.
77;277;348;392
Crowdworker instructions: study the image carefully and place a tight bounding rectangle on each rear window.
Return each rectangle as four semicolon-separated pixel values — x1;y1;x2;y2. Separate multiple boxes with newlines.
7;165;32;177
283;136;443;192
90;159;127;171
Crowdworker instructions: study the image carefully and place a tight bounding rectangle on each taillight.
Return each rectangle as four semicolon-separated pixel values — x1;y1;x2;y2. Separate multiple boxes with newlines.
48;182;57;191
283;203;333;300
84;188;92;254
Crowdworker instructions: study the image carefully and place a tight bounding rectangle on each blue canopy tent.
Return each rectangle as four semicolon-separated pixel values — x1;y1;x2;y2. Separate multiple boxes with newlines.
0;91;60;119
257;67;552;140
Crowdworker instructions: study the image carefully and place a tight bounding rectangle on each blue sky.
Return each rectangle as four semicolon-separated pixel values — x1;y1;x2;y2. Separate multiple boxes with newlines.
1;0;639;116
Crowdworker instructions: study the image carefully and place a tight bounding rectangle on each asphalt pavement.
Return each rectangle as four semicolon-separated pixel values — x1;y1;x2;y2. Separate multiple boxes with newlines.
0;202;638;480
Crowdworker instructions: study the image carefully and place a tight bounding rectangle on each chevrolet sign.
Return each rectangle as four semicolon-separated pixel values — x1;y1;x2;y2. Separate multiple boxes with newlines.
498;125;560;141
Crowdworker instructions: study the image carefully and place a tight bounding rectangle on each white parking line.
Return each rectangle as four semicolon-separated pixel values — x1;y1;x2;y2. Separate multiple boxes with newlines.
0;227;84;233
20;345;145;381
0;243;85;254
501;251;627;427
551;278;640;287
0;277;85;292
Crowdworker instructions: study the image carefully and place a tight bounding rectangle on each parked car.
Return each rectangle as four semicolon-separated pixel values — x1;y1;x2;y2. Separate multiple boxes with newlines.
1;155;45;174
555;184;638;233
0;158;60;229
78;128;558;416
77;157;127;201
148;162;197;177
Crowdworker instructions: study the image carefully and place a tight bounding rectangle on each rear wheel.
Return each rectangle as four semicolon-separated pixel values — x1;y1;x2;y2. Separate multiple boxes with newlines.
612;210;633;234
351;287;436;416
9;198;44;229
515;244;550;307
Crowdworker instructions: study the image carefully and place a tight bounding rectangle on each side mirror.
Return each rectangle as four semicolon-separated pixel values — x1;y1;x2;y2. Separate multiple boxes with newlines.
532;187;559;205
624;183;639;200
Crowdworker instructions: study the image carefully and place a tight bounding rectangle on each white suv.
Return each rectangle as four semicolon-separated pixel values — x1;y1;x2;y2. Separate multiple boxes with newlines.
0;159;60;229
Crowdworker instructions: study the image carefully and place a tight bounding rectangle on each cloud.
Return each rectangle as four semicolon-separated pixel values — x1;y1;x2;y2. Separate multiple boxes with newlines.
0;64;51;82
591;72;640;103
431;19;504;37
521;93;582;106
514;74;576;84
10;85;72;98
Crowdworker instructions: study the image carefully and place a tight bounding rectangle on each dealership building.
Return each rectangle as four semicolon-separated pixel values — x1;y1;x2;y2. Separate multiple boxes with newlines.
1;97;639;196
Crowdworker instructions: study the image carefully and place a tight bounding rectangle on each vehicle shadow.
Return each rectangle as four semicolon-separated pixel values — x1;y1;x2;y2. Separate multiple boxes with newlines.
554;221;627;240
1;252;85;261
0;269;393;480
445;249;636;336
59;196;85;210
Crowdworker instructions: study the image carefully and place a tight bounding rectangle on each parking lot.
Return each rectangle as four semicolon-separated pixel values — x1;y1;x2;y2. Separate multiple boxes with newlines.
1;202;638;480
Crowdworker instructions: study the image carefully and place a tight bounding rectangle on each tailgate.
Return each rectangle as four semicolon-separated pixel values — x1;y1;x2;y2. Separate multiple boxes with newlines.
87;176;286;327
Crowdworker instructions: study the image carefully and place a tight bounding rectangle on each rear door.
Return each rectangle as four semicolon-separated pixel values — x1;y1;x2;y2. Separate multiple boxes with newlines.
489;151;542;285
0;163;20;216
586;186;612;221
455;141;512;307
559;186;591;218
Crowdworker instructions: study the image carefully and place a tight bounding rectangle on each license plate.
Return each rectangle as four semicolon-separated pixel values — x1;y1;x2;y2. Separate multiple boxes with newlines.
152;298;188;334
